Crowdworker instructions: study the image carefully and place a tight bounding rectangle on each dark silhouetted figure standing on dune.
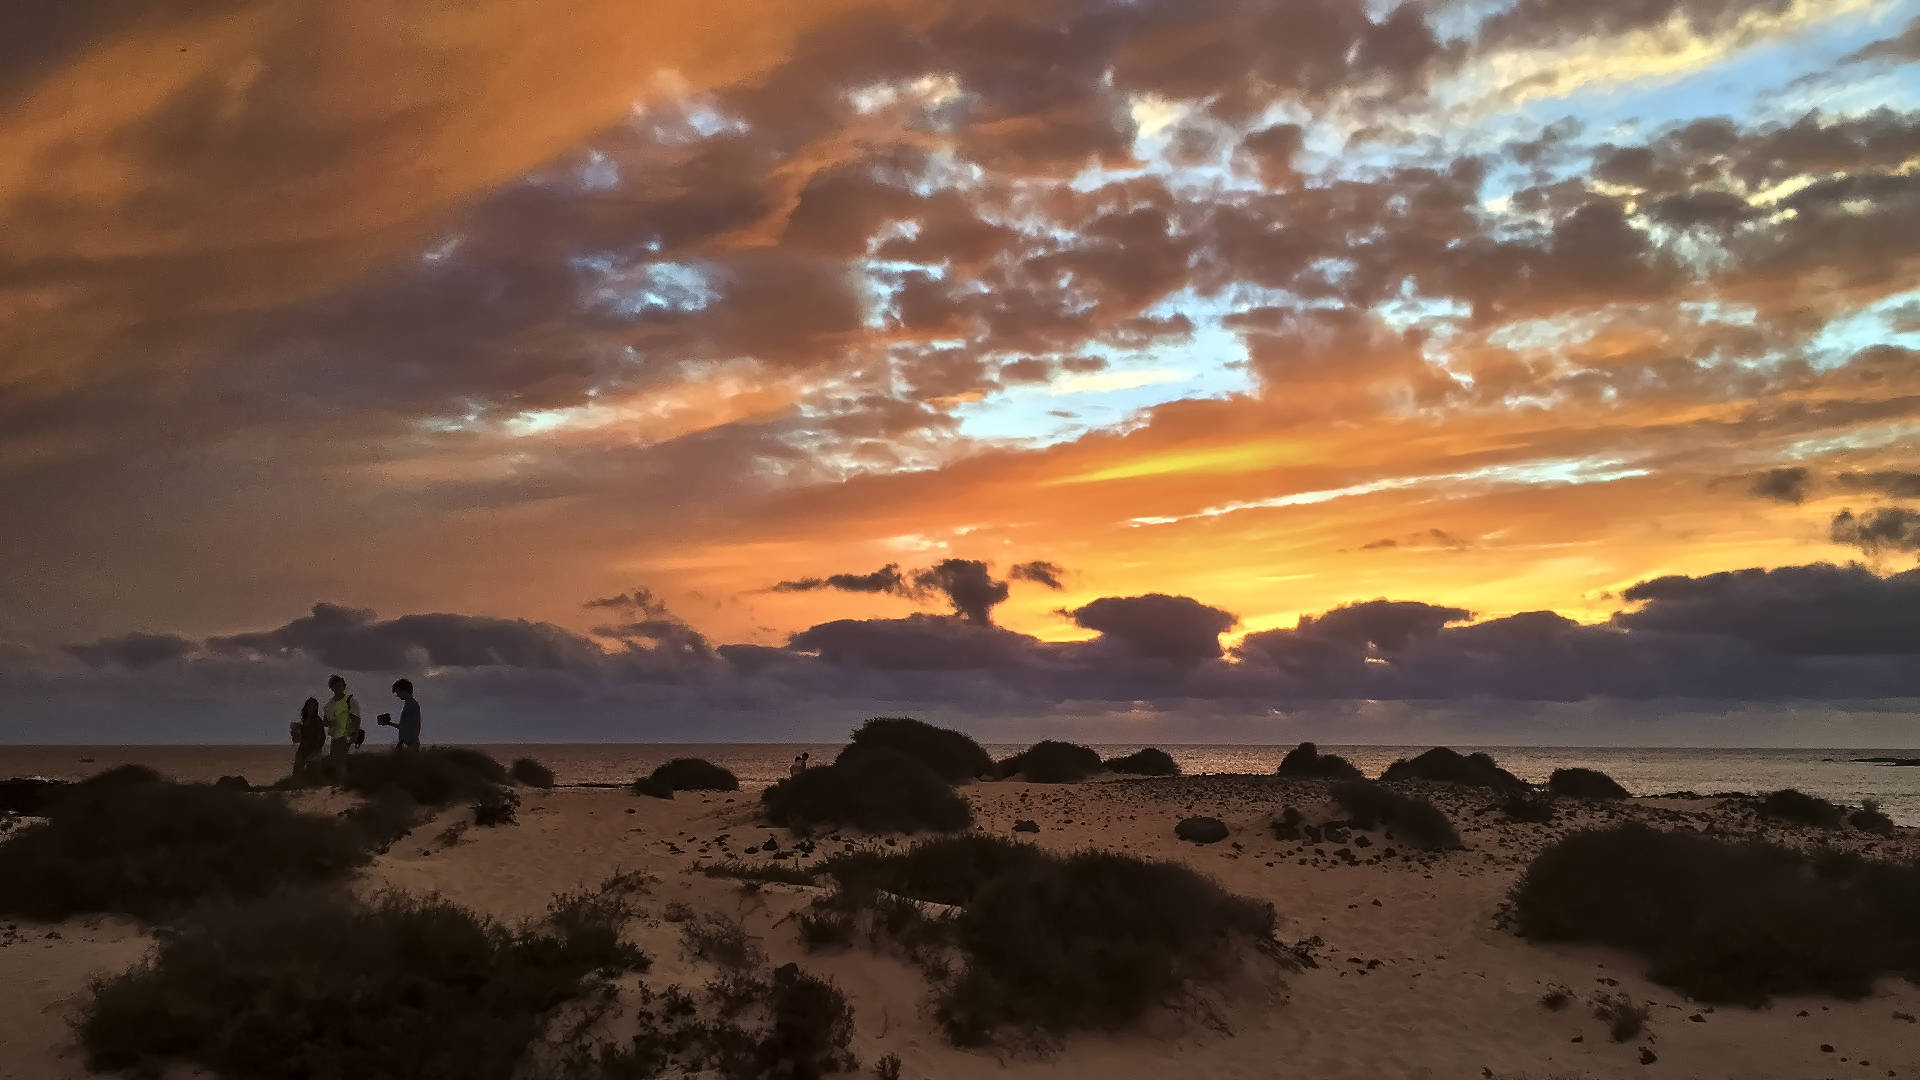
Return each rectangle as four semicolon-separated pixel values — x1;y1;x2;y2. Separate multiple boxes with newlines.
790;751;809;777
377;678;422;751
292;697;326;780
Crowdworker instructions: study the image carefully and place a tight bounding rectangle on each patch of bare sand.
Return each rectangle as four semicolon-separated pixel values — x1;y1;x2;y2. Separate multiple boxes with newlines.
5;779;1920;1079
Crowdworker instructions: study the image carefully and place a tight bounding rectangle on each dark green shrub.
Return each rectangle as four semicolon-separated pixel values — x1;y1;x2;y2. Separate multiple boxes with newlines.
473;789;520;827
510;758;556;789
75;764;167;791
631;776;674;799
431;747;510;784
820;835;1044;907
1850;800;1895;836
1275;742;1365;781
1380;747;1525;791
680;914;761;970
1758;789;1845;829
649;758;740;792
1502;791;1556;823
798;910;856;950
0;780;367;920
756;964;858;1078
338;748;505;806
762;750;970;833
1330;780;1460;850
1102;748;1180;776
843;717;992;782
1512;824;1920;1003
937;850;1274;1043
1547;767;1629;799
996;740;1102;783
78;889;646;1080
701;861;815;886
1594;991;1647;1042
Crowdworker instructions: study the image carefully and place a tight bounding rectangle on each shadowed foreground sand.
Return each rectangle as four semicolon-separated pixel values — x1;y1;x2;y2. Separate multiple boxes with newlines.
4;776;1918;1080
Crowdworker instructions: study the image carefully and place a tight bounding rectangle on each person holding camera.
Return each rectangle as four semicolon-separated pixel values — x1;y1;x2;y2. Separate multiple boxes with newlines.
377;678;422;751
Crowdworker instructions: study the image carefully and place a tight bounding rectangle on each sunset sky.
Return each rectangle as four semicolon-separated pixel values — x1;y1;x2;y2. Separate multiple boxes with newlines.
3;0;1918;743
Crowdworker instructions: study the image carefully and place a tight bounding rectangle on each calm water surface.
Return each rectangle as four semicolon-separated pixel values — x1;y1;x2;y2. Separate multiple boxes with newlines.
6;743;1920;824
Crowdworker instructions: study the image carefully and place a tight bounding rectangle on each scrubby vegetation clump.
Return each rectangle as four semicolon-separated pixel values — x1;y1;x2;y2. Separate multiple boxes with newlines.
1379;747;1525;791
79;888;647;1080
1757;788;1846;829
819;835;1274;1044
1546;767;1630;800
1329;779;1461;850
1102;747;1180;776
1850;800;1896;837
648;758;740;792
510;757;556;789
1512;823;1920;1003
763;749;971;833
338;747;509;807
995;740;1102;783
0;774;368;920
1274;742;1365;781
842;717;993;782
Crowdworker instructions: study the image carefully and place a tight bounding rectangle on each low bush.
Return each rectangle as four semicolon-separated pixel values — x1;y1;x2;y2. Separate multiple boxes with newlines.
0;778;367;920
338;748;506;807
1501;791;1556;823
1274;742;1365;781
757;964;858;1078
821;835;1044;907
798;910;857;950
648;758;740;793
1850;799;1895;836
1594;991;1648;1042
843;716;993;782
937;850;1274;1043
75;764;167;791
1379;747;1525;791
762;749;971;833
1758;788;1845;829
510;758;556;789
701;861;816;886
631;776;674;799
1511;824;1920;1003
1546;767;1629;800
473;789;520;827
681;914;762;971
79;888;647;1080
996;740;1102;783
1330;780;1460;851
1102;748;1180;776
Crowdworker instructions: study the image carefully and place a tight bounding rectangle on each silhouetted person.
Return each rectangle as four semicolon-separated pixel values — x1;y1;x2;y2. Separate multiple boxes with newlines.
324;674;361;779
377;678;422;751
790;751;809;778
293;697;326;780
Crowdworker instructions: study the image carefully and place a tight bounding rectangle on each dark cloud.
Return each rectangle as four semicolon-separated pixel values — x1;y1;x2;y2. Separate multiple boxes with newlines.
584;589;675;616
1836;471;1920;499
1746;466;1811;503
1008;560;1067;590
1360;538;1399;550
1067;594;1237;662
912;559;1010;626
1830;508;1920;558
771;564;909;595
1843;16;1920;63
788;613;1041;670
1618;563;1920;655
62;632;197;670
209;602;608;671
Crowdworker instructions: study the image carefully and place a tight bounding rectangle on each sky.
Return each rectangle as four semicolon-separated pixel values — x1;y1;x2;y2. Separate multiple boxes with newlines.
3;0;1919;744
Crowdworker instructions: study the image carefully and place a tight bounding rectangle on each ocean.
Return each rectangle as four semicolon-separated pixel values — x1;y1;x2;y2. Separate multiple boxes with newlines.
5;742;1920;825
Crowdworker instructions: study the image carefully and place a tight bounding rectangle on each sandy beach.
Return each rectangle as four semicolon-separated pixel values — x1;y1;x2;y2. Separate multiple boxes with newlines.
5;768;1918;1080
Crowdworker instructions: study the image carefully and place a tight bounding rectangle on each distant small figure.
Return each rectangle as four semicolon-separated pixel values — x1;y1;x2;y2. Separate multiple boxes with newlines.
324;674;361;779
789;751;810;778
377;678;422;751
292;697;326;780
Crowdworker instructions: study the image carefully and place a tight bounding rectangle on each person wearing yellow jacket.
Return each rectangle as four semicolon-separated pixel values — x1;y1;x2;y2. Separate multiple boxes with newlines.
323;674;362;779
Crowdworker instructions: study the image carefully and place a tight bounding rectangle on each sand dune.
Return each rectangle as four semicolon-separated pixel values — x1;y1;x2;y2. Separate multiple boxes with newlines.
4;775;1918;1079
